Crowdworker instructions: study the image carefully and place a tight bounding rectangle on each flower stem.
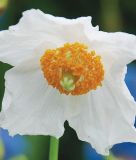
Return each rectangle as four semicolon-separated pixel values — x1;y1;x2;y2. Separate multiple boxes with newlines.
49;136;59;160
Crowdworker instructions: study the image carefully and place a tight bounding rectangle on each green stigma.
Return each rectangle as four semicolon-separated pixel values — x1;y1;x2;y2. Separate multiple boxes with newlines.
60;73;75;91
65;51;72;60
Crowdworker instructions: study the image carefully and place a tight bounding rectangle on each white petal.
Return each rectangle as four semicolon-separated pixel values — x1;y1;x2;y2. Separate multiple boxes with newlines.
11;9;97;32
2;87;12;111
68;67;136;155
0;57;66;138
85;31;136;72
0;9;97;66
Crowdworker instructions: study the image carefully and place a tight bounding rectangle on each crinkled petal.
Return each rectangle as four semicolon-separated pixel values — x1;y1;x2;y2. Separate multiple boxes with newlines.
0;9;97;66
68;66;136;155
0;57;66;138
1;86;12;112
11;9;98;32
85;31;136;72
66;31;136;155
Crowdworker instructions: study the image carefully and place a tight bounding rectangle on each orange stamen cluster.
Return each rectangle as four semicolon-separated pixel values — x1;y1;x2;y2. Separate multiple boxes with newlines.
40;43;104;95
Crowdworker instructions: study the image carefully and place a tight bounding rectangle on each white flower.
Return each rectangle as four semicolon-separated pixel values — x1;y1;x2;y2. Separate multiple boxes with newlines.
0;9;136;155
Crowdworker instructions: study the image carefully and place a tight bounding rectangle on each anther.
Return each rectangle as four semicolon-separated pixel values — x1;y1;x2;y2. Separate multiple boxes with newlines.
40;43;104;95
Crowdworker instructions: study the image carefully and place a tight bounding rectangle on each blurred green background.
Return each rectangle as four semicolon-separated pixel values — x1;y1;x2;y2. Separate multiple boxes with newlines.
0;0;136;160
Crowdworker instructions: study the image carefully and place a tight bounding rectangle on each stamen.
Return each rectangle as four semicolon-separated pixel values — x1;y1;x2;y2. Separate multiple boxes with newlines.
40;43;104;95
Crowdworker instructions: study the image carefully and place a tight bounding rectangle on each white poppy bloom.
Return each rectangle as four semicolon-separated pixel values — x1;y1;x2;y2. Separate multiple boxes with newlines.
0;9;136;155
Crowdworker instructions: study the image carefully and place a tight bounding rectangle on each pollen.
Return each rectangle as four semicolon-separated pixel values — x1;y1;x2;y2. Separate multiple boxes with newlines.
40;43;104;95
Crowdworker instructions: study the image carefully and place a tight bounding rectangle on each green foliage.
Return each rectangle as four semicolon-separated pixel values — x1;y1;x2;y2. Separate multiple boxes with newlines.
100;0;122;31
25;136;49;160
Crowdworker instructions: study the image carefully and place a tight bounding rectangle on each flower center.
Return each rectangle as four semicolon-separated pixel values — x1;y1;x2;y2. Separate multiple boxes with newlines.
40;43;104;95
